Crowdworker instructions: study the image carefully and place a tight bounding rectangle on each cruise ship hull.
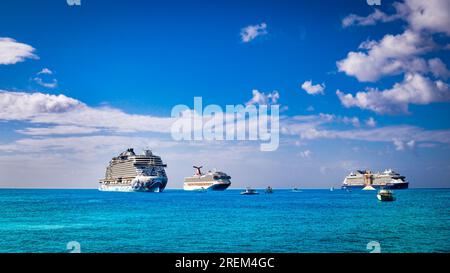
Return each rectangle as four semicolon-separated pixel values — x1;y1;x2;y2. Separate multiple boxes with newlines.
342;182;409;190
183;182;231;191
99;177;167;192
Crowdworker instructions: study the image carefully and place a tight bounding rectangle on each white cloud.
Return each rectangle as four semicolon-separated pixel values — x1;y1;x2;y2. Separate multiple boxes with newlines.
0;91;83;120
17;125;101;136
0;37;38;65
240;23;267;43
301;80;325;95
0;135;177;154
338;1;450;115
428;58;450;79
299;150;312;158
281;113;450;151
0;90;174;134
37;68;53;75
365;117;377;127
246;89;279;105
337;30;433;82
34;68;58;88
337;73;450;114
342;8;401;27
33;77;58;89
343;0;450;35
397;0;450;35
342;116;360;127
393;138;416;151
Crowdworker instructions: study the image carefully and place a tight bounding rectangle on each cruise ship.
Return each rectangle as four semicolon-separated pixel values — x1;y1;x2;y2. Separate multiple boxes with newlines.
183;166;231;191
99;148;168;192
341;169;409;189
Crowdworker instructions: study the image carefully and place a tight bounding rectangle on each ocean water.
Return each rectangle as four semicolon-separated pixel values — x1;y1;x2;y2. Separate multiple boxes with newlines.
0;188;449;253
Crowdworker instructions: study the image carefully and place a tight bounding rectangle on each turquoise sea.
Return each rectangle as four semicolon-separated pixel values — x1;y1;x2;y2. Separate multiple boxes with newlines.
0;189;449;253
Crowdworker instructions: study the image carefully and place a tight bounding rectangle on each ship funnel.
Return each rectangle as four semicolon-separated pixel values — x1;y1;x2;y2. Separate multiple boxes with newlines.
193;166;203;175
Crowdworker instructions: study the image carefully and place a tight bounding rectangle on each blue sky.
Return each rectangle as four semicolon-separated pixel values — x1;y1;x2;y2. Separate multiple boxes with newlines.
1;0;450;188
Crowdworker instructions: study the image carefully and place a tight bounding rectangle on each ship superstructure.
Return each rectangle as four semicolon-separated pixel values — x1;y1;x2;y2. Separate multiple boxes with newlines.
342;169;409;189
183;166;231;191
99;148;168;192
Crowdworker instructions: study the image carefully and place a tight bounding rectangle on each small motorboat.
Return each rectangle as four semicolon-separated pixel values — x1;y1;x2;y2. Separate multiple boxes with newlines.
241;187;259;195
377;189;395;201
265;186;273;194
291;187;302;192
330;187;334;191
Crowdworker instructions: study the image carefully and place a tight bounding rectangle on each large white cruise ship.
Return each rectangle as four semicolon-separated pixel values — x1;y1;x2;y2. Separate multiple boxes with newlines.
183;166;231;191
99;148;168;192
341;169;409;189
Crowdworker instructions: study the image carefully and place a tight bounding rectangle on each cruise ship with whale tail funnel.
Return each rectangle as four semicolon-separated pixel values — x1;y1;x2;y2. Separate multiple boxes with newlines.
99;148;168;192
183;166;231;191
341;169;409;190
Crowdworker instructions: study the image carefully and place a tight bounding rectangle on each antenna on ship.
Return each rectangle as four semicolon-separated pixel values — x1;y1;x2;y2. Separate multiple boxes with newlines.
193;166;203;175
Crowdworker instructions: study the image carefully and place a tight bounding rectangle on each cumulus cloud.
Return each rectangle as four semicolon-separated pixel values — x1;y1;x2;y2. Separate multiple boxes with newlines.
240;23;267;43
365;117;377;127
0;91;83;120
37;68;53;75
301;80;325;95
0;37;38;65
337;30;434;82
397;0;450;35
342;0;450;35
246;89;279;105
336;73;450;114
428;58;450;79
0;90;174;134
338;1;450;114
341;116;360;127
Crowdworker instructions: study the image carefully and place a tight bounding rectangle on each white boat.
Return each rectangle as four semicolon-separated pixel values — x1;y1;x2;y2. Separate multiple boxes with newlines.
241;187;259;195
377;189;396;201
183;166;231;191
